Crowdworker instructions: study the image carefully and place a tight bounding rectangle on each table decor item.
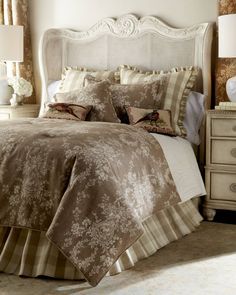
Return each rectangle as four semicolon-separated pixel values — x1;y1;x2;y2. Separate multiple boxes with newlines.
219;14;236;102
8;77;33;106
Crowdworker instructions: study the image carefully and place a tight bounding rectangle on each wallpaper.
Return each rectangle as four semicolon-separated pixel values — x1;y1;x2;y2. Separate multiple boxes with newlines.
216;0;236;104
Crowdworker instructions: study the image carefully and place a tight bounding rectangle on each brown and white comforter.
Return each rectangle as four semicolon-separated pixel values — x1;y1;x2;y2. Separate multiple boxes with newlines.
0;119;181;286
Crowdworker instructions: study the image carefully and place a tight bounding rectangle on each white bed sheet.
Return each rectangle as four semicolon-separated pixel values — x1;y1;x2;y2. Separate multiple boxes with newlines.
151;134;206;202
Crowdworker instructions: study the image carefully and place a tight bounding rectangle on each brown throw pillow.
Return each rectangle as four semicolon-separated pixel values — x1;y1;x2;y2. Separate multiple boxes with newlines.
119;65;199;137
43;103;92;121
126;106;176;136
110;80;165;123
55;80;120;123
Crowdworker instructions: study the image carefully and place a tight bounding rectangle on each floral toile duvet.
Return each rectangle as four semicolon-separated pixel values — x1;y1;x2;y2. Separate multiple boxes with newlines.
0;119;181;286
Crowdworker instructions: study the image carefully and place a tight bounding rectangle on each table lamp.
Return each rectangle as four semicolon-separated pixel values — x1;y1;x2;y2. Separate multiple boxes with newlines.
219;14;236;102
0;25;24;104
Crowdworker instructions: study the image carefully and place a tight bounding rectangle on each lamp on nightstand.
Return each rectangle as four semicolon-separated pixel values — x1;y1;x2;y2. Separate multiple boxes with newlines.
0;25;24;105
219;14;236;102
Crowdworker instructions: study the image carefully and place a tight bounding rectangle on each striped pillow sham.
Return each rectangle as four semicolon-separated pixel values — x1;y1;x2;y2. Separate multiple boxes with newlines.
119;65;199;137
58;67;118;93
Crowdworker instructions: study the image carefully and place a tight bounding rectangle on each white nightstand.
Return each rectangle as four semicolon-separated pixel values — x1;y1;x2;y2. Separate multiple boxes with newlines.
204;110;236;221
0;104;40;120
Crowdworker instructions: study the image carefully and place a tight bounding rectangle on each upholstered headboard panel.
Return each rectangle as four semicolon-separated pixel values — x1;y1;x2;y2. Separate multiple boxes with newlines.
39;14;213;108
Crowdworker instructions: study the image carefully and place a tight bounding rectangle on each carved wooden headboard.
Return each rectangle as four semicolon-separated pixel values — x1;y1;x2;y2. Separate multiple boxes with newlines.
39;14;214;169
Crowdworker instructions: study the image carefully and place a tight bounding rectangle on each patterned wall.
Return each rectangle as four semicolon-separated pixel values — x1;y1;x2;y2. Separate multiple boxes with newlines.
216;0;236;104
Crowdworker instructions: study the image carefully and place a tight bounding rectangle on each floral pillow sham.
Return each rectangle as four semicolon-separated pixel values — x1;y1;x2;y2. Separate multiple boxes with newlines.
126;106;176;136
119;65;199;137
85;76;165;124
43;103;92;121
54;80;120;123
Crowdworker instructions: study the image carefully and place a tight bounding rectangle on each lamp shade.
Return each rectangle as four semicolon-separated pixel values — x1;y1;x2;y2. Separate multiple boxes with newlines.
218;14;236;58
0;25;24;62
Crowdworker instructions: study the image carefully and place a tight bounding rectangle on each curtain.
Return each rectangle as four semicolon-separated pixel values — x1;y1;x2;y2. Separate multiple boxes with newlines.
216;0;236;104
0;0;35;103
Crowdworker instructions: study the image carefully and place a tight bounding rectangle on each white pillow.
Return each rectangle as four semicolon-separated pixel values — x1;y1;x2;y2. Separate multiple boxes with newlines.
47;80;61;100
184;91;205;146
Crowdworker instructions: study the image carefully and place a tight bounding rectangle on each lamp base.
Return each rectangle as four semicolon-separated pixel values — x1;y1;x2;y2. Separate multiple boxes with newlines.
0;79;13;105
226;76;236;102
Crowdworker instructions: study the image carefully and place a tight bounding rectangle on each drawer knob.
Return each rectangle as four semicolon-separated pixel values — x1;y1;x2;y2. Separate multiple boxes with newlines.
230;184;236;193
231;148;236;158
233;126;236;132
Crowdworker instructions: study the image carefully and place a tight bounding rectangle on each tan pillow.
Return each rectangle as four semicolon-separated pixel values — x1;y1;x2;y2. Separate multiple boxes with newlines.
109;80;165;123
43;103;92;121
58;67;118;93
119;65;199;137
126;106;176;136
55;80;120;123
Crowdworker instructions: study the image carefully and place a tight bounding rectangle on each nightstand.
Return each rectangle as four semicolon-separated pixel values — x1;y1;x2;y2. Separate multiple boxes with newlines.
204;110;236;221
0;104;40;120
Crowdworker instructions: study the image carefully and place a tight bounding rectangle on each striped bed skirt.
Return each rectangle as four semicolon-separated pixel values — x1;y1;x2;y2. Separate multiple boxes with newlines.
0;200;202;280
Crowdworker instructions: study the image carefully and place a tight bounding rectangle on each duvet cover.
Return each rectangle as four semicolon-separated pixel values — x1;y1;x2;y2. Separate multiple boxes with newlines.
0;118;181;286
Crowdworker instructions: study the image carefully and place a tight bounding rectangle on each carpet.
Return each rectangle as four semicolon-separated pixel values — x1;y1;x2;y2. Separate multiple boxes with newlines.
0;222;236;295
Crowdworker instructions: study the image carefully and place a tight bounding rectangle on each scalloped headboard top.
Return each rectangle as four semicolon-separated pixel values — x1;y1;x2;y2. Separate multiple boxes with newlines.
39;14;213;111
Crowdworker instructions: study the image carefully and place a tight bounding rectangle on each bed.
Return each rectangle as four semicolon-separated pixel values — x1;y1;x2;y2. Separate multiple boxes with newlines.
0;14;213;286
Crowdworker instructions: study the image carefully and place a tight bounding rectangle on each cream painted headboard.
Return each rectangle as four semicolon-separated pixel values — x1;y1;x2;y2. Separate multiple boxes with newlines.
39;14;213;169
39;14;213;106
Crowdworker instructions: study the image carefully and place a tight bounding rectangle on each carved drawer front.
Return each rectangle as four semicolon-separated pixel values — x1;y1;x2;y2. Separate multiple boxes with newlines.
212;118;236;137
11;111;36;119
212;139;236;165
211;172;236;202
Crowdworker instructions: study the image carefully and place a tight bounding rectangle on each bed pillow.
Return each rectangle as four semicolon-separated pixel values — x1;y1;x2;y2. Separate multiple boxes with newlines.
55;80;120;123
184;91;205;145
43;103;92;121
58;67;117;93
126;106;176;136
48;80;61;100
85;75;165;123
110;80;165;123
119;65;199;137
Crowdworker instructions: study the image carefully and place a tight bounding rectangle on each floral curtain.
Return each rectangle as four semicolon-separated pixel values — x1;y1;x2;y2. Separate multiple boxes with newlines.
216;0;236;104
0;0;35;103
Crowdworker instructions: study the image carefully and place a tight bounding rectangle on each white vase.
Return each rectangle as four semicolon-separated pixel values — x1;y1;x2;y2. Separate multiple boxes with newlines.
226;76;236;102
0;79;13;105
10;94;24;107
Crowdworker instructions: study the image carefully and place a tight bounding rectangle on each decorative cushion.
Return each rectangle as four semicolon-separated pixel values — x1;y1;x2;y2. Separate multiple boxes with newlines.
119;65;199;137
85;75;165;123
54;90;79;104
126;106;176;136
109;80;165;123
58;67;118;93
43;103;92;121
55;80;120;123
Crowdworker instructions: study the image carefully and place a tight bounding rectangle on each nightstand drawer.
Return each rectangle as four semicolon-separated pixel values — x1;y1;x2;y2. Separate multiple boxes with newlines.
0;105;39;120
212;118;236;137
212;139;236;165
210;171;236;202
11;111;37;119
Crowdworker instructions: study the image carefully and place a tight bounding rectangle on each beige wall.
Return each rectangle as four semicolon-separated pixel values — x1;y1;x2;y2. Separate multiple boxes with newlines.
29;0;218;103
